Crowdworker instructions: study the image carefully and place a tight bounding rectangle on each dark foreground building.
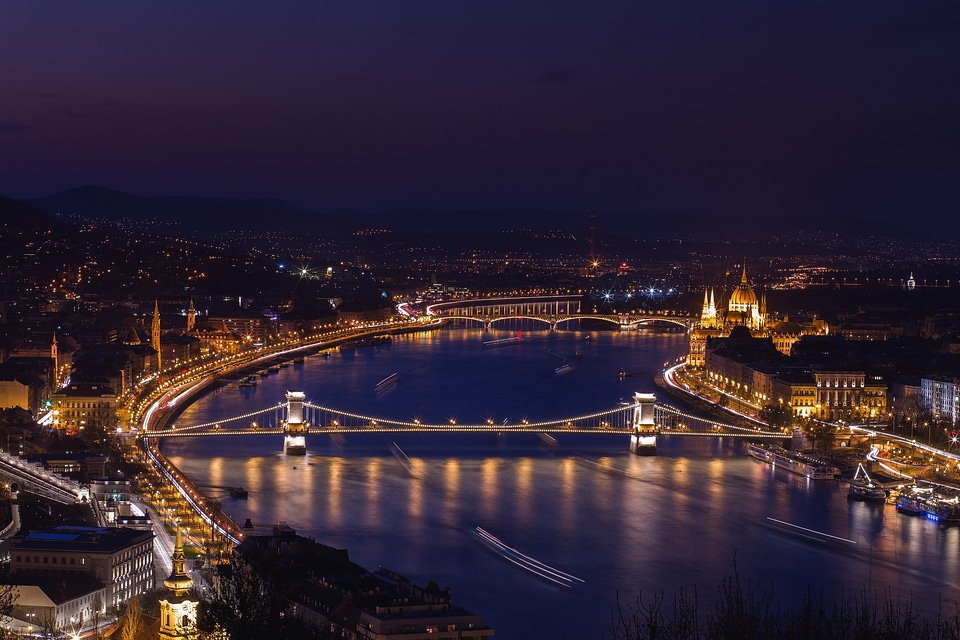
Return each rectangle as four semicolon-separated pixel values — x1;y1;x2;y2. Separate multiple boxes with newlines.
236;524;494;639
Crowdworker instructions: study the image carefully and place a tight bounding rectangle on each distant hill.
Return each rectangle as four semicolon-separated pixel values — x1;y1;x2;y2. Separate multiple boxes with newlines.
23;185;929;244
361;208;928;243
0;196;70;234
27;186;362;237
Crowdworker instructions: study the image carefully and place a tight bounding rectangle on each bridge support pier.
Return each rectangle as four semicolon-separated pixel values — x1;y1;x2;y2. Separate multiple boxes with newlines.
630;431;657;455
283;390;308;455
629;392;659;456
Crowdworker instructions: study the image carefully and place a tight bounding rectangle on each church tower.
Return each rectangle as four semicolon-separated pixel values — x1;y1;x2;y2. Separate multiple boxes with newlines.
159;524;197;640
152;300;162;372
51;333;60;389
700;288;718;329
186;299;196;334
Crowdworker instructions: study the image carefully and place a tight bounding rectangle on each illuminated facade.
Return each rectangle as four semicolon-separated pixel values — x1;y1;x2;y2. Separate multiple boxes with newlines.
51;383;117;432
726;264;766;332
689;264;826;367
770;375;818;419
920;376;960;427
689;264;766;367
191;320;242;354
814;371;886;421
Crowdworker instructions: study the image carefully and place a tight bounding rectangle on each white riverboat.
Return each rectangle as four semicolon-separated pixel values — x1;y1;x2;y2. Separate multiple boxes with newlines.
847;463;888;502
747;443;841;480
896;484;960;524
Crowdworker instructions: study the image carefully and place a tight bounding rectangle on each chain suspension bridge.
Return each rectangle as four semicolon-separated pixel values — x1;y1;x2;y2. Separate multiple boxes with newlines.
144;390;790;455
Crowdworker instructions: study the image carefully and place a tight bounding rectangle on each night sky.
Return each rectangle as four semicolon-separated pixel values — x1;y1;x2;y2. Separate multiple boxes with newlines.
3;1;958;223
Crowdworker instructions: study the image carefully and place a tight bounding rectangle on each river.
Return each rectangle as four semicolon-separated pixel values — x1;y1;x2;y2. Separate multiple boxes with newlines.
162;326;960;639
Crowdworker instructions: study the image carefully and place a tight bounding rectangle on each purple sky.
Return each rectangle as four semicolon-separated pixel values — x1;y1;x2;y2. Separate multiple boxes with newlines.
2;1;958;221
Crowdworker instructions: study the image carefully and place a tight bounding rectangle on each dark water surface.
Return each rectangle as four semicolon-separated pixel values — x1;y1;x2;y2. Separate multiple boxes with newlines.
164;327;960;639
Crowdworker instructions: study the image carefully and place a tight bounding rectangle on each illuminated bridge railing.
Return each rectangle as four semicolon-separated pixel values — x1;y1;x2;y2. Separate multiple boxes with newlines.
426;295;583;317
297;402;636;434
426;297;692;330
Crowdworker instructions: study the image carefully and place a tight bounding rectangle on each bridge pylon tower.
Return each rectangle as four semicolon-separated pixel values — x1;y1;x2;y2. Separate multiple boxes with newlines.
282;390;308;455
630;392;660;456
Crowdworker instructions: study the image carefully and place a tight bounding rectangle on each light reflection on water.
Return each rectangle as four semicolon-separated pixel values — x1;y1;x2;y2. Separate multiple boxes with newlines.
165;328;960;639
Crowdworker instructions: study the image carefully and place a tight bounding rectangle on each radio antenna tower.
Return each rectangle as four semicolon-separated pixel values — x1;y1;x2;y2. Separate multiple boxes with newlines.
589;213;597;266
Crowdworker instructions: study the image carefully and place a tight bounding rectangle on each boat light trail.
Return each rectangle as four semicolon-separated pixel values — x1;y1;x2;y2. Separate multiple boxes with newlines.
474;527;584;587
766;518;856;544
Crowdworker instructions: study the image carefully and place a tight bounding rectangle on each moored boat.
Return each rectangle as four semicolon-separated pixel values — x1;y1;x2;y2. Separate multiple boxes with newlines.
848;463;887;502
896;484;960;523
746;442;840;480
895;492;927;516
238;375;258;388
746;442;772;463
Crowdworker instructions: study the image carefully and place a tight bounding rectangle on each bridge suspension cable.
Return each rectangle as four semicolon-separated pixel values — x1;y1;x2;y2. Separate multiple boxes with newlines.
656;404;766;434
161;403;287;434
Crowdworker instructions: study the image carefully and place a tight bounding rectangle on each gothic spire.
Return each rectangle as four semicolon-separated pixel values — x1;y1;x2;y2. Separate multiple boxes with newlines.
152;300;162;371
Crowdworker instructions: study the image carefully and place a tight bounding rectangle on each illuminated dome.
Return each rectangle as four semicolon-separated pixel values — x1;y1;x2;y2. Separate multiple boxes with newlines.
728;264;758;308
729;283;757;307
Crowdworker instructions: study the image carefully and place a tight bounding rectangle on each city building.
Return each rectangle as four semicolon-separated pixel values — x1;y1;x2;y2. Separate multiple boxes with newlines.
769;373;818;419
50;383;117;433
689;263;827;367
9;526;155;608
704;327;786;409
235;524;493;639
0;376;40;415
921;375;960;427
5;572;105;637
88;477;152;527
813;370;887;422
703;327;888;422
25;452;107;481
726;264;766;332
191;319;243;354
0;356;54;416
